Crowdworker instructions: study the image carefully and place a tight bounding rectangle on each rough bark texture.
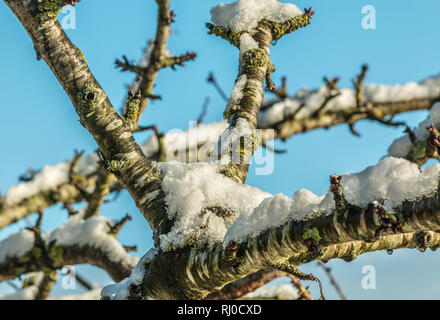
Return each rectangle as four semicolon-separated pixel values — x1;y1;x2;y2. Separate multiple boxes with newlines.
0;242;134;283
4;0;168;235
133;185;440;299
3;1;440;301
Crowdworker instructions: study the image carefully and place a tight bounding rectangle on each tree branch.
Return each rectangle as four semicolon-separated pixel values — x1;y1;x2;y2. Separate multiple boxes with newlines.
0;217;137;283
4;0;169;235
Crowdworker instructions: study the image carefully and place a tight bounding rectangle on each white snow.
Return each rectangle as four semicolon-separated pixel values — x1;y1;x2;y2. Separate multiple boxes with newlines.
0;286;38;300
0;229;35;263
4;152;99;206
239;33;258;53
0;272;44;300
101;248;157;300
259;75;440;128
388;102;440;158
155;154;440;247
140;121;228;162
243;283;298;300
155;161;271;250
229;75;248;108
45;216;139;266
0;216;137;267
341;157;440;208
211;0;303;32
210;118;254;162
225;189;334;244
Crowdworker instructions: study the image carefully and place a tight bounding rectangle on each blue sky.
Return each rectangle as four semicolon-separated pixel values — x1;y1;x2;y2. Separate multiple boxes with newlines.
0;0;439;299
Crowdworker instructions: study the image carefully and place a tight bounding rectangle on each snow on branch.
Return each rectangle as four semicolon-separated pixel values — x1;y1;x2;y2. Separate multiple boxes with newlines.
210;0;303;32
259;73;440;131
0;272;44;300
152;156;439;252
0;216;138;283
2;66;437;230
388;102;440;165
131;160;440;299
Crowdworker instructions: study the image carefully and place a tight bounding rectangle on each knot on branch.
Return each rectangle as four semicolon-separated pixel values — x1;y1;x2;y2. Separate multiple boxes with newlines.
224;240;239;264
76;83;106;116
415;230;432;253
371;201;403;240
162;10;176;25
302;227;322;256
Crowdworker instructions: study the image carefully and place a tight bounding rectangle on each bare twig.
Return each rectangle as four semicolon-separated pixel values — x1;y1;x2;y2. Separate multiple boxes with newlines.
317;261;347;300
207;72;228;102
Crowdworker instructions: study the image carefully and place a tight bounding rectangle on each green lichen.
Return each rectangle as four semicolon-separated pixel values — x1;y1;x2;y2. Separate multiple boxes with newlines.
269;14;311;41
219;164;241;179
47;244;64;263
242;48;267;70
302;227;321;243
330;185;346;213
74;45;86;63
223;104;241;121
31;0;66;22
408;140;427;161
104;158;133;174
234;134;260;159
205;23;244;47
31;246;43;259
124;95;140;130
18;255;31;264
23;275;37;288
15;267;26;276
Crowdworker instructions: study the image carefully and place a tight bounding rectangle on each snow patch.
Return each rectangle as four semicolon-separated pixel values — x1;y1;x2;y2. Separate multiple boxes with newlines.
211;0;303;32
101;248;157;300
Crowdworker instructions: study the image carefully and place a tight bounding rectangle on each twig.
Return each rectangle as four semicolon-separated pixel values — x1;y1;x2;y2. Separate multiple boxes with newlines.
317;261;347;300
197;98;210;126
311;76;341;118
207;72;228;102
288;275;313;300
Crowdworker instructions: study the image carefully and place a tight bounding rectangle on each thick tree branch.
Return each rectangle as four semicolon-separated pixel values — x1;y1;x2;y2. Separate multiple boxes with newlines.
4;0;168;234
210;11;313;183
128;176;440;299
